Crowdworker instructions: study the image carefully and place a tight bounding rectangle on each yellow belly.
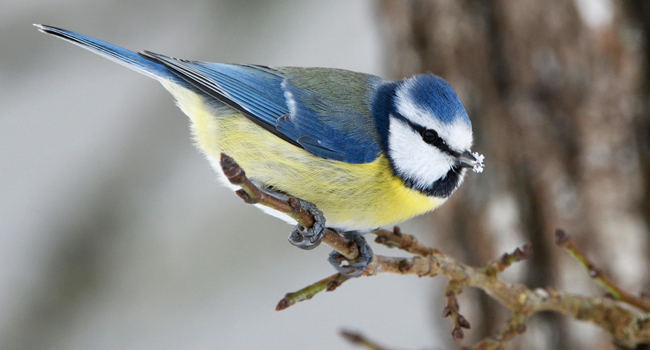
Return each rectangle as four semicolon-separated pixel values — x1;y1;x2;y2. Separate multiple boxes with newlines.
163;82;444;230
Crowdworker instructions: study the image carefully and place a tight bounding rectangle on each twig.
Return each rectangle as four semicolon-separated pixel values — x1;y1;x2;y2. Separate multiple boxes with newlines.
220;154;358;260
555;229;650;312
374;226;442;258
484;243;532;276
443;281;471;340
276;273;348;311
471;312;529;350
340;330;391;350
219;153;650;349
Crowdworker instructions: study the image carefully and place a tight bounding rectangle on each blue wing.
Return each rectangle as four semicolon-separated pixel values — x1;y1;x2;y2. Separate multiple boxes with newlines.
140;51;384;163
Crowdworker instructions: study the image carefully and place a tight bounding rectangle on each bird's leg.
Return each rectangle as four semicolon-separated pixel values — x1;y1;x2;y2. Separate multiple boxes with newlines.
254;184;371;273
328;231;373;277
252;185;326;250
287;199;326;250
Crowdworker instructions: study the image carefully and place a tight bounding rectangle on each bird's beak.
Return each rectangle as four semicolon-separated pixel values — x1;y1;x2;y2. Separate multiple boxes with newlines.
457;150;477;168
457;150;485;173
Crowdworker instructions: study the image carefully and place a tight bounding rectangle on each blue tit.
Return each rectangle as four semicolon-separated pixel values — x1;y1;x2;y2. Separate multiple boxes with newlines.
36;25;484;276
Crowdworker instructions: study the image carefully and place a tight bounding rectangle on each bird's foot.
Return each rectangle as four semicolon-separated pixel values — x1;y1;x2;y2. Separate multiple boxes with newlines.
287;199;326;250
328;231;373;277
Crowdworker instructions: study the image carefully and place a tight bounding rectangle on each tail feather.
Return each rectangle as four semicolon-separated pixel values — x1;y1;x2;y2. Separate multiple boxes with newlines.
34;24;183;83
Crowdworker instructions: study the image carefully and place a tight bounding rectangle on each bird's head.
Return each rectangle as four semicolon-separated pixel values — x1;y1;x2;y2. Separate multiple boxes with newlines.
375;74;484;198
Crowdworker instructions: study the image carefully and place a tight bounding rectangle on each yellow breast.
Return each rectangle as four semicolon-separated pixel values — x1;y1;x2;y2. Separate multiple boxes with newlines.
163;82;444;230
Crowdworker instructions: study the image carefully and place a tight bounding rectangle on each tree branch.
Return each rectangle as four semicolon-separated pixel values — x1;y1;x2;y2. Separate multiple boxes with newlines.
555;229;650;313
219;153;650;349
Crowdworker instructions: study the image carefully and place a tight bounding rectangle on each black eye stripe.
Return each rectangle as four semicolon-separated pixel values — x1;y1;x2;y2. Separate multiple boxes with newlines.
392;113;460;157
422;129;439;143
425;131;459;156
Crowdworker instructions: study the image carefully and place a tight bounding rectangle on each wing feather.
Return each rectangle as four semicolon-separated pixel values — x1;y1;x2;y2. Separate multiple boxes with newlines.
140;51;384;163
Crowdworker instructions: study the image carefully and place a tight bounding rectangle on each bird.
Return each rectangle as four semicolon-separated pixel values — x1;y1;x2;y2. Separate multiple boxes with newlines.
35;24;484;276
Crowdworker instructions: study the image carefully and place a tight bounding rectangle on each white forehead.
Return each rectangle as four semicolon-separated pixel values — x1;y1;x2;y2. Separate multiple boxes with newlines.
394;81;473;152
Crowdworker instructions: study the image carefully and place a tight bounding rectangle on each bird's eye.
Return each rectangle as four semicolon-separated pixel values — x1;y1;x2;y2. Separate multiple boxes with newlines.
422;129;439;144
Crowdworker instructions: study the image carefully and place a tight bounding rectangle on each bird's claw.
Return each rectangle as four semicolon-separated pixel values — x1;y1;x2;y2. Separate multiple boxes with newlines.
287;199;326;250
328;232;373;277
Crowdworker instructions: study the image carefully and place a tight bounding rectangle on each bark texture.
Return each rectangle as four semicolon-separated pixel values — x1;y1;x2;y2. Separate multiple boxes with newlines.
378;1;649;349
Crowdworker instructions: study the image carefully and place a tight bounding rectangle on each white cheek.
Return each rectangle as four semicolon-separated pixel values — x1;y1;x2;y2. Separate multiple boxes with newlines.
444;120;473;151
388;118;452;189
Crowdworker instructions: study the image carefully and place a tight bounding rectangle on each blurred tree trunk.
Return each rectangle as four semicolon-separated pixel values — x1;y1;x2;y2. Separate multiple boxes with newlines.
378;0;648;349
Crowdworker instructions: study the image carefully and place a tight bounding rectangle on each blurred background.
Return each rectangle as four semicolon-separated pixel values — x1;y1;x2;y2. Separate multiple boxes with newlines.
1;0;647;349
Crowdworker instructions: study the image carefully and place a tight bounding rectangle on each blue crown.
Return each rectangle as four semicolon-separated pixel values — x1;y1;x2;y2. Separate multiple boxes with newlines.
404;74;470;126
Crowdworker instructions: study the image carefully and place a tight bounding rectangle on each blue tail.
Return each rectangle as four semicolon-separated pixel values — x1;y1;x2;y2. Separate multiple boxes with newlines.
34;24;184;84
